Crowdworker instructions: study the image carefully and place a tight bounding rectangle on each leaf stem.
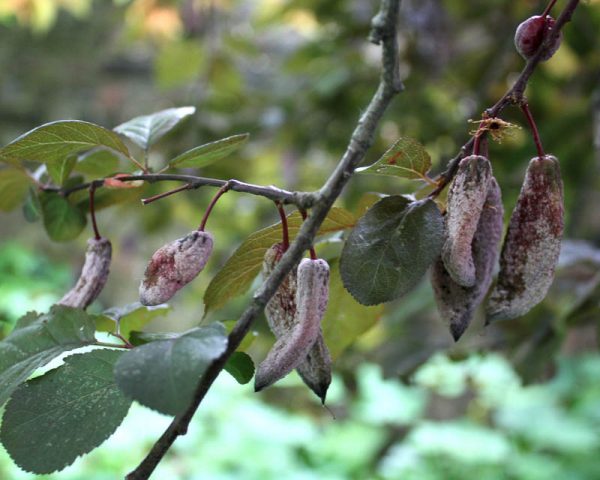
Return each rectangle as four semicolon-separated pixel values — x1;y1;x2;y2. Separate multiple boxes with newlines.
128;155;146;172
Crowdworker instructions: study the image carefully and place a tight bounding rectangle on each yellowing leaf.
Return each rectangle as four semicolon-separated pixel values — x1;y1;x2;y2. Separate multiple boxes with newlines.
356;137;432;182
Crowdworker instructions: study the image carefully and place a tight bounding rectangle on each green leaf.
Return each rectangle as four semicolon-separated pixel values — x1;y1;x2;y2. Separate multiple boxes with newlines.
340;196;444;305
94;303;170;339
73;149;120;177
224;351;255;384
114;324;228;416
169;133;249;169
204;207;356;312
0;349;131;474
356;137;432;181
0;168;33;212
128;331;179;347
113;106;196;150
322;260;385;359
0;305;97;407
46;155;76;185
0;120;130;166
40;191;87;242
22;187;42;222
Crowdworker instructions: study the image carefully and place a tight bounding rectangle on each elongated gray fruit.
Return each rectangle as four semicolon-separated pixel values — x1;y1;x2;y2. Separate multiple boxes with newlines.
262;244;332;402
255;257;330;393
295;335;331;403
139;230;213;306
486;155;564;322
59;237;112;309
442;155;492;288
432;178;504;340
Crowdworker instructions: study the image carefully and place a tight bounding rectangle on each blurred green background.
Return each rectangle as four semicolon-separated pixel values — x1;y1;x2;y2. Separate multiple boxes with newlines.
1;0;600;478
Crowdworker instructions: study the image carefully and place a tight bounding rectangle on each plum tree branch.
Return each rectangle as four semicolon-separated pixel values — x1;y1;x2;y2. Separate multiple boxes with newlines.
44;174;314;208
429;0;580;198
125;0;403;478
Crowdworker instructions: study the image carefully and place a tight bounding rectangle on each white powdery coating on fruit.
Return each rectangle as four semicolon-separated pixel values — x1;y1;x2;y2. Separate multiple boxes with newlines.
262;246;332;400
139;230;213;306
296;334;332;403
59;237;112;309
442;155;492;287
487;156;563;321
263;244;298;335
255;258;330;391
432;178;504;340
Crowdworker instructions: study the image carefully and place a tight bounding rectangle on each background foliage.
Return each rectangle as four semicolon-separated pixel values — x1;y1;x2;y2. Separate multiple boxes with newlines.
1;0;600;478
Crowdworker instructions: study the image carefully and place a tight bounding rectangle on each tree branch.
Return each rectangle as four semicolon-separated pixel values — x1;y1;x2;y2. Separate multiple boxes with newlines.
429;0;580;198
126;1;403;478
44;174;315;207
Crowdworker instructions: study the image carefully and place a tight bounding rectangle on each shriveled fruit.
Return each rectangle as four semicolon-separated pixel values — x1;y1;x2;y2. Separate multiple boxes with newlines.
59;237;112;309
514;15;562;60
442;155;492;288
139;230;213;306
295;336;332;404
432;178;504;340
486;155;564;322
262;244;332;402
263;243;298;335
255;258;330;393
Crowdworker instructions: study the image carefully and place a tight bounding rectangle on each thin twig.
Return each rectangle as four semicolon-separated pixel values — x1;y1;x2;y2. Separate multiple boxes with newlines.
89;184;101;240
44;174;312;207
126;1;403;478
141;184;192;205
